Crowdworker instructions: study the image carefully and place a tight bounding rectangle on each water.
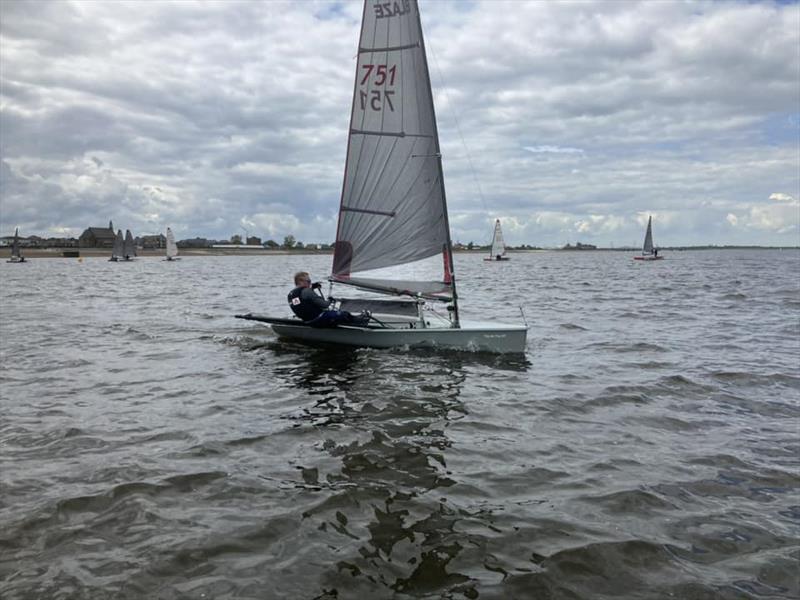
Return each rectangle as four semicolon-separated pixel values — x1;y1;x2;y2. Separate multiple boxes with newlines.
1;250;798;599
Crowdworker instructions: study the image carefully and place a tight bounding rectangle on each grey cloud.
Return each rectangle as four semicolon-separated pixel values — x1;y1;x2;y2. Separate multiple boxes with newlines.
0;0;797;246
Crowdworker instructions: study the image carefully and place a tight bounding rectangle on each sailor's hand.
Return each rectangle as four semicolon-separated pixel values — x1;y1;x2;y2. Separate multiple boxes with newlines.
328;296;337;303
311;281;322;290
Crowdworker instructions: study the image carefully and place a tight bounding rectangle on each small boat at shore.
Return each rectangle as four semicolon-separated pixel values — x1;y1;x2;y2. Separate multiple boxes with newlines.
237;0;527;354
634;216;663;261
484;219;510;261
7;228;26;263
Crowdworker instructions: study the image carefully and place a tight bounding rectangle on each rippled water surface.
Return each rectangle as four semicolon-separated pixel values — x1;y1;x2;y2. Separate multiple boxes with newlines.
1;250;798;599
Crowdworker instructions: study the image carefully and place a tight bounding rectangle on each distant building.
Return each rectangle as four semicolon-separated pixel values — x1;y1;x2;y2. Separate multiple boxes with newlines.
562;242;597;250
246;236;262;246
139;234;166;249
79;220;116;248
178;237;214;248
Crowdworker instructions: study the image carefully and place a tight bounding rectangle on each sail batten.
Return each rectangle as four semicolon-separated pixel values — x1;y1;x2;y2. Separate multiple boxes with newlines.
359;43;420;53
332;0;452;284
350;129;432;138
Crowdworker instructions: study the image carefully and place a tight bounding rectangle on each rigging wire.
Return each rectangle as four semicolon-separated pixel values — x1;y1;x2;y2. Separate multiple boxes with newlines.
421;18;492;242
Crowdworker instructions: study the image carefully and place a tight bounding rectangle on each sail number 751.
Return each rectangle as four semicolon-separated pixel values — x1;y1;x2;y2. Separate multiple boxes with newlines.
359;64;397;112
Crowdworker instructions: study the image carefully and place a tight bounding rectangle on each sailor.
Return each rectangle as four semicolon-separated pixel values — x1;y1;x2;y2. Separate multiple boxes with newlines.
288;271;369;327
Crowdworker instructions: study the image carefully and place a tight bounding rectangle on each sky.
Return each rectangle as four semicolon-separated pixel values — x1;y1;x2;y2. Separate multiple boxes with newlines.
1;0;798;248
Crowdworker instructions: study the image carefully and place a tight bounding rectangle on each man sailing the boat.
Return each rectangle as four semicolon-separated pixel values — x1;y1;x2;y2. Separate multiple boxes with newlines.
288;272;370;327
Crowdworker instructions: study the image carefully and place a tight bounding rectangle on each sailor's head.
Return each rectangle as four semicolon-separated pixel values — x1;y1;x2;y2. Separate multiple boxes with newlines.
294;271;312;287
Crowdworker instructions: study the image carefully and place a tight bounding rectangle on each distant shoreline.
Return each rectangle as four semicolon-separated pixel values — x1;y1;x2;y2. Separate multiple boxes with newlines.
1;246;797;259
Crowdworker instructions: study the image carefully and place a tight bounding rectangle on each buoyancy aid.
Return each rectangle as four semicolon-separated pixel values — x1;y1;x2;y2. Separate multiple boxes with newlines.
288;286;325;321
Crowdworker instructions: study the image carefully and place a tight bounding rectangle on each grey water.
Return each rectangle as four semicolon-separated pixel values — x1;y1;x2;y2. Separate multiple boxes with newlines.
1;250;798;600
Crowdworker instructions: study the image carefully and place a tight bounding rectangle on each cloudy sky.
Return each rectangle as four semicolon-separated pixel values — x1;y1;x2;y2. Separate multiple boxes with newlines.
1;0;798;247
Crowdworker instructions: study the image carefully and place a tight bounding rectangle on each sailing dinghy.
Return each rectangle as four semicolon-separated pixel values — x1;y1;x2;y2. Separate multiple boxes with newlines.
484;219;510;261
7;228;26;263
633;216;663;261
237;0;527;354
164;227;180;261
109;229;124;262
123;230;136;261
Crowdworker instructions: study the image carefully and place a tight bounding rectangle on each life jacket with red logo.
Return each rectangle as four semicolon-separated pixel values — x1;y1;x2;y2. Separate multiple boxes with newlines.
288;286;324;321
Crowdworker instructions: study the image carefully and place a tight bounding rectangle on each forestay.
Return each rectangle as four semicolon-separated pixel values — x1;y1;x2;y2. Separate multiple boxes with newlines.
331;0;455;301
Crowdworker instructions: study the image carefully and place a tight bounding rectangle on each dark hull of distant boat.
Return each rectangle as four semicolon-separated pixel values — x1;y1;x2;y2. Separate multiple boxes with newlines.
483;256;510;262
6;257;26;263
633;255;664;261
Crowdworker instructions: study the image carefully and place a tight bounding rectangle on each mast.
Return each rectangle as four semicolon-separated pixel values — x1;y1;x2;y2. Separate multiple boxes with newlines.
413;1;459;327
331;1;369;279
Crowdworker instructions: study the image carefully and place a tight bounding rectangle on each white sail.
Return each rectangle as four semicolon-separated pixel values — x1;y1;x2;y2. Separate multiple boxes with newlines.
112;229;124;259
490;219;506;258
165;227;178;259
642;216;654;254
331;0;455;302
123;230;136;258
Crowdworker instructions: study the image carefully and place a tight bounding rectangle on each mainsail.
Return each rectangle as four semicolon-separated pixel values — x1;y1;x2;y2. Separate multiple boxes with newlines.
11;228;21;259
123;230;136;258
490;219;506;258
112;229;124;258
331;0;455;303
642;216;654;255
166;227;178;259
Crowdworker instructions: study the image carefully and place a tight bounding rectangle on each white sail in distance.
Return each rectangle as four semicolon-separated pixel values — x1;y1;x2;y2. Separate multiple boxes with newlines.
112;230;124;259
166;228;178;259
490;219;506;258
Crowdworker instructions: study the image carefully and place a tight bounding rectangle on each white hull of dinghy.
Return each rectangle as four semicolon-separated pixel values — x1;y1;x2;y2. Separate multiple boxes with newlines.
266;320;527;354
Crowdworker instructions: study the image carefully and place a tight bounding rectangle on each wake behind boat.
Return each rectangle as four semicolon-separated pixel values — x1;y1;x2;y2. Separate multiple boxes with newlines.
634;215;663;261
237;0;527;354
484;219;510;261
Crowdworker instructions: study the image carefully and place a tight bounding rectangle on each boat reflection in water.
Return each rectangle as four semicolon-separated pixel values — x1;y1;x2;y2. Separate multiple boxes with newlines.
262;343;529;596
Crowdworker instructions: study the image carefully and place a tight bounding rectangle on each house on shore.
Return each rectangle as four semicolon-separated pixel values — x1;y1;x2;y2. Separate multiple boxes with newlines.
79;221;116;248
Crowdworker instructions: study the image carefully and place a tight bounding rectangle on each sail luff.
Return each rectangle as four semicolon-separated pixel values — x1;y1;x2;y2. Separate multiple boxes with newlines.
332;1;369;277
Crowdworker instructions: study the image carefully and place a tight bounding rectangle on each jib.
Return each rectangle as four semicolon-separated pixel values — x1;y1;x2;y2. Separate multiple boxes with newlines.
374;0;411;19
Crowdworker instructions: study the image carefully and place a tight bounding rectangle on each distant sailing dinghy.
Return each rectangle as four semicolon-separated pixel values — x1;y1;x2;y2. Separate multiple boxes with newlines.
7;228;26;263
484;219;510;261
123;230;136;261
633;216;663;261
164;227;180;261
237;0;527;354
109;229;124;262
